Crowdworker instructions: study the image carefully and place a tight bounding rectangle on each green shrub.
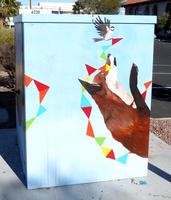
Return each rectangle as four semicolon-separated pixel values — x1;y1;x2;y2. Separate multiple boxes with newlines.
0;28;14;46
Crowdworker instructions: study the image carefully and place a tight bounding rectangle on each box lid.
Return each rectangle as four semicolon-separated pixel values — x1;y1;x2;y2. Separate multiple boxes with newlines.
14;14;157;24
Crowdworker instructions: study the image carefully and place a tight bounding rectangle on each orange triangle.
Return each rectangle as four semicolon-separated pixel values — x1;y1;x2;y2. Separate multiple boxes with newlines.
25;75;32;87
144;80;152;90
39;88;49;103
99;65;106;72
86;120;95;138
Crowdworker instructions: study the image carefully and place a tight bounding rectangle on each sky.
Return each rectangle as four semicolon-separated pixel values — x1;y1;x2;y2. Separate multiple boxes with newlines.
19;0;75;6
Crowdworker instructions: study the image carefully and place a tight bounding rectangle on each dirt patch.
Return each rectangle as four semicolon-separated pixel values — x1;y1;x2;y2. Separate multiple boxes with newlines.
150;118;171;145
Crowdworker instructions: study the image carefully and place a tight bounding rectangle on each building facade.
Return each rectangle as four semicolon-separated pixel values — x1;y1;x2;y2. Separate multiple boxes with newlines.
123;0;171;18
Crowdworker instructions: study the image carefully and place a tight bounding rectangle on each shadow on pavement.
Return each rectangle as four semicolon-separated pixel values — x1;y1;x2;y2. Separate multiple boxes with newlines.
0;129;26;186
152;83;171;101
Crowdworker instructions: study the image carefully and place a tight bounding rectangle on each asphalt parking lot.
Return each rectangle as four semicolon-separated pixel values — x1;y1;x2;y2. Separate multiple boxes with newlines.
151;40;171;118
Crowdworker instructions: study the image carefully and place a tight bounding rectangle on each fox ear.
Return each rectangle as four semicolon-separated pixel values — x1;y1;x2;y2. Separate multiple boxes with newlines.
78;79;102;95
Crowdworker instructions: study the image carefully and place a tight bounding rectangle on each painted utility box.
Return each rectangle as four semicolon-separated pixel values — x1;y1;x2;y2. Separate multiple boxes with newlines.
14;14;156;189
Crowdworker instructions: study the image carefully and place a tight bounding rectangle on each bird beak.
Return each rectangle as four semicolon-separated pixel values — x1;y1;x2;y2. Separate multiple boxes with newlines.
78;79;102;95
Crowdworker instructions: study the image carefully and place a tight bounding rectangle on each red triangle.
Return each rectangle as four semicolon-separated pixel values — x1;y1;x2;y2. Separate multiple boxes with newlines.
106;150;115;160
86;120;95;138
34;80;50;92
142;90;147;100
85;64;96;75
81;106;92;118
112;38;123;45
99;65;106;72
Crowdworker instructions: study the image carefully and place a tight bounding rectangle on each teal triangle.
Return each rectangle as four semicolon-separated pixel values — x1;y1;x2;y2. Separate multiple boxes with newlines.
116;153;129;164
100;52;107;60
102;45;110;52
81;94;91;107
95;137;106;146
36;105;47;117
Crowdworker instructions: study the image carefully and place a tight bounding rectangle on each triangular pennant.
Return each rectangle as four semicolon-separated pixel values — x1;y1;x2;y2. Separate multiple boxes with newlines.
86;120;95;138
82;86;85;93
112;38;123;45
81;106;92;118
101;147;112;157
34;80;50;92
144;80;152;90
85;76;90;82
106;64;112;71
95;137;106;146
100;52;107;61
99;65;106;72
116;153;128;164
106;149;115;160
81;94;91;108
26;118;36;130
85;64;96;75
102;45;111;52
142;90;147;101
25;75;32;87
39;88;49;103
36;105;47;117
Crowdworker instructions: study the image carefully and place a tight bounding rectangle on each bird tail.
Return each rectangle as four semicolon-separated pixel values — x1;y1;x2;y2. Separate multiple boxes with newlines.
129;63;150;118
93;38;104;42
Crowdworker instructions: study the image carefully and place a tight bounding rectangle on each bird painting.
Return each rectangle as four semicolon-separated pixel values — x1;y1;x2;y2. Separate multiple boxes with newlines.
93;16;115;42
79;63;150;158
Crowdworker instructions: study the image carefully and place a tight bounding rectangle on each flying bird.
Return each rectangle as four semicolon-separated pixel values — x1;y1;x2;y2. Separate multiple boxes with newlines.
79;64;150;158
93;16;114;42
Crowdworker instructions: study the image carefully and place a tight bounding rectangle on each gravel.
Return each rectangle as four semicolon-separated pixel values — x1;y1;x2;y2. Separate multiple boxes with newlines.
150;118;171;145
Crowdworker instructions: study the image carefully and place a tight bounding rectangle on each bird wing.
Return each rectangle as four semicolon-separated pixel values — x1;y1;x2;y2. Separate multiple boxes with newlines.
94;16;111;38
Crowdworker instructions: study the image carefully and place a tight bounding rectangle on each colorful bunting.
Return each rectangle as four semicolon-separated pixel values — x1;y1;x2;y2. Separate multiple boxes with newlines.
81;106;92;118
26;118;36;130
116;153;129;164
100;52;107;60
36;105;47;117
106;149;115;160
99;65;106;72
142;90;147;101
102;45;110;52
85;64;96;75
95;137;106;146
86;120;95;138
102;147;112;157
81;94;91;108
144;80;152;89
25;75;32;87
112;38;123;46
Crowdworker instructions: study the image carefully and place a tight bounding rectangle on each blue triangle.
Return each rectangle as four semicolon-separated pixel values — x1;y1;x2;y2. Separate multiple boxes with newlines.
116;153;129;164
102;45;111;52
36;105;47;117
81;94;91;108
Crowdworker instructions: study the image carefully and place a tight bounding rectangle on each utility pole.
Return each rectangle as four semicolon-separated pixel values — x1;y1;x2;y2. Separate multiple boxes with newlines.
30;0;32;9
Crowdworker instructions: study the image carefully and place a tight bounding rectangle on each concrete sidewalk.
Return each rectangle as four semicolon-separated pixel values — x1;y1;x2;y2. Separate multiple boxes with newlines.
0;129;170;200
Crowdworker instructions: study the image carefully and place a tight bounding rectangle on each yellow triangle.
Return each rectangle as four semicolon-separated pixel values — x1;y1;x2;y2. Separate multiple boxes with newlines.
106;64;112;71
101;147;112;157
85;76;90;82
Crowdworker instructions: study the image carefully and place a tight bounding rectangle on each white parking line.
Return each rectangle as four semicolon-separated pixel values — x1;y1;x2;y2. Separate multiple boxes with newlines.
153;86;171;89
153;73;171;75
153;64;171;67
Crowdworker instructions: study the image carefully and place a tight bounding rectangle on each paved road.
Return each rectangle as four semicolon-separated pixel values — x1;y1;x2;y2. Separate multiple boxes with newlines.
151;40;171;118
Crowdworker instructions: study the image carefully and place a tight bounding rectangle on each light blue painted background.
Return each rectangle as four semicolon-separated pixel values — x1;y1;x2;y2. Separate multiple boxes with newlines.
19;15;155;189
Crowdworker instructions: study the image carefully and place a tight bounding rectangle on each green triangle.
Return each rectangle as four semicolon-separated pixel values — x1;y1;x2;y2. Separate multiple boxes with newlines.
100;52;106;61
26;118;36;130
95;137;106;146
82;86;85;93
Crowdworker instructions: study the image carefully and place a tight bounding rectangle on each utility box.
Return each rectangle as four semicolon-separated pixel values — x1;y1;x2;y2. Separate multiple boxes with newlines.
14;14;156;189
